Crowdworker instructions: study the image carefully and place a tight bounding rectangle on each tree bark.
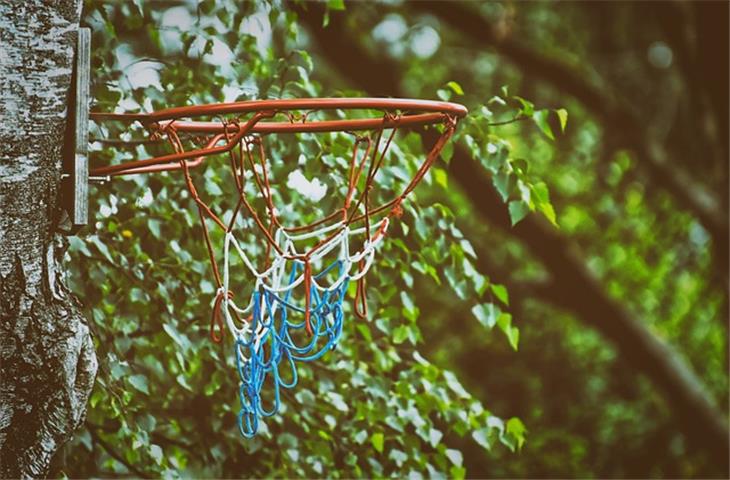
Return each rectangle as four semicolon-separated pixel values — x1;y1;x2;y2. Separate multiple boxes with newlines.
0;1;97;478
292;2;729;472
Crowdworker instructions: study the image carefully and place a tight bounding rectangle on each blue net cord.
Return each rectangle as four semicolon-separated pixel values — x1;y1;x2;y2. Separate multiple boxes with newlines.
234;258;349;437
215;215;389;439
219;221;387;438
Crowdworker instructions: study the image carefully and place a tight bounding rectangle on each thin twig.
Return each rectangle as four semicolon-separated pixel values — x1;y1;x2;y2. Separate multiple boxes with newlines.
88;425;153;479
485;115;531;127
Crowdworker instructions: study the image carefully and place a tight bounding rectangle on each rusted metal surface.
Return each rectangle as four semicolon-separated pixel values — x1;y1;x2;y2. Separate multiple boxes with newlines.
89;98;467;177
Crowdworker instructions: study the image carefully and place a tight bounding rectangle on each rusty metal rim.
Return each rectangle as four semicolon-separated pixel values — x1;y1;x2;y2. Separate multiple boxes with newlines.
90;97;468;133
164;112;447;134
89;98;467;177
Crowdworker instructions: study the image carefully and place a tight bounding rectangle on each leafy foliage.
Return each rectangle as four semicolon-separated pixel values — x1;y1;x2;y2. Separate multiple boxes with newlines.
63;1;539;477
60;1;727;478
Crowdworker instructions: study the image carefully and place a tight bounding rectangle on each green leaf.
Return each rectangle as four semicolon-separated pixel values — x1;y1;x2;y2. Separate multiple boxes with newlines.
129;287;148;303
356;323;372;342
128;374;149;395
148;218;161;239
517;180;532;208
389;449;408;467
149;444;163;465
176;373;194;391
490;284;509;306
445;449;463;467
163;323;191;353
556;108;568;132
493;170;512;202
531;182;559;227
393;325;409;344
450;466;467;479
413;351;430;366
433;168;448;189
484;142;508;173
533;109;555;140
296;389;316;406
296;49;314;72
497;313;520;350
487;415;505;433
538;202;558;226
506;417;527;450
508;200;530;225
327;0;345;10
287;449;300;462
327;392;349;413
371;432;384;453
443;371;470;399
400;291;419;321
445;266;468;300
513;96;534;117
471;303;500;329
89;235;114;263
459;239;477;259
531;181;550;203
464;134;480;158
508;328;519;350
68;236;92;257
472;428;492;450
429;428;443;448
488;95;507;106
446;81;464;95
480;105;493;118
110;361;128;381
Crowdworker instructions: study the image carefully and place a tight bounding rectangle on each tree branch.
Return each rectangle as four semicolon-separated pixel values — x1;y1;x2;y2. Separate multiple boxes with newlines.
292;2;729;470
414;1;728;271
88;425;153;479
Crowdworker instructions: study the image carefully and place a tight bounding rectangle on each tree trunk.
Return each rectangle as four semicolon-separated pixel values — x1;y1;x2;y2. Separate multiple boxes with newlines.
0;1;97;478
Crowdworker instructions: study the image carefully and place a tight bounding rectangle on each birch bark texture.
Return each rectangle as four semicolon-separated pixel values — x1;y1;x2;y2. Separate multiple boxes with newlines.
0;1;98;477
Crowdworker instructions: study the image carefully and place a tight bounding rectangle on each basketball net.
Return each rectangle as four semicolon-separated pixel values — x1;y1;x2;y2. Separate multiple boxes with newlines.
118;109;457;437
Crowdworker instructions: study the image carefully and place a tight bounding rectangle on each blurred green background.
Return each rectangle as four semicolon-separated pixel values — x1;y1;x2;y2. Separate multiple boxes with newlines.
58;1;728;478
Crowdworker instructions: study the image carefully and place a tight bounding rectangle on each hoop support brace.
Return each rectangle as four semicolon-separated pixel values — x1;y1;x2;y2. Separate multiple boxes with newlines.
61;27;91;235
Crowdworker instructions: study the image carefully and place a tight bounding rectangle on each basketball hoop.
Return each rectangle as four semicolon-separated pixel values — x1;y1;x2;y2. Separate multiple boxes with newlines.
90;97;467;437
